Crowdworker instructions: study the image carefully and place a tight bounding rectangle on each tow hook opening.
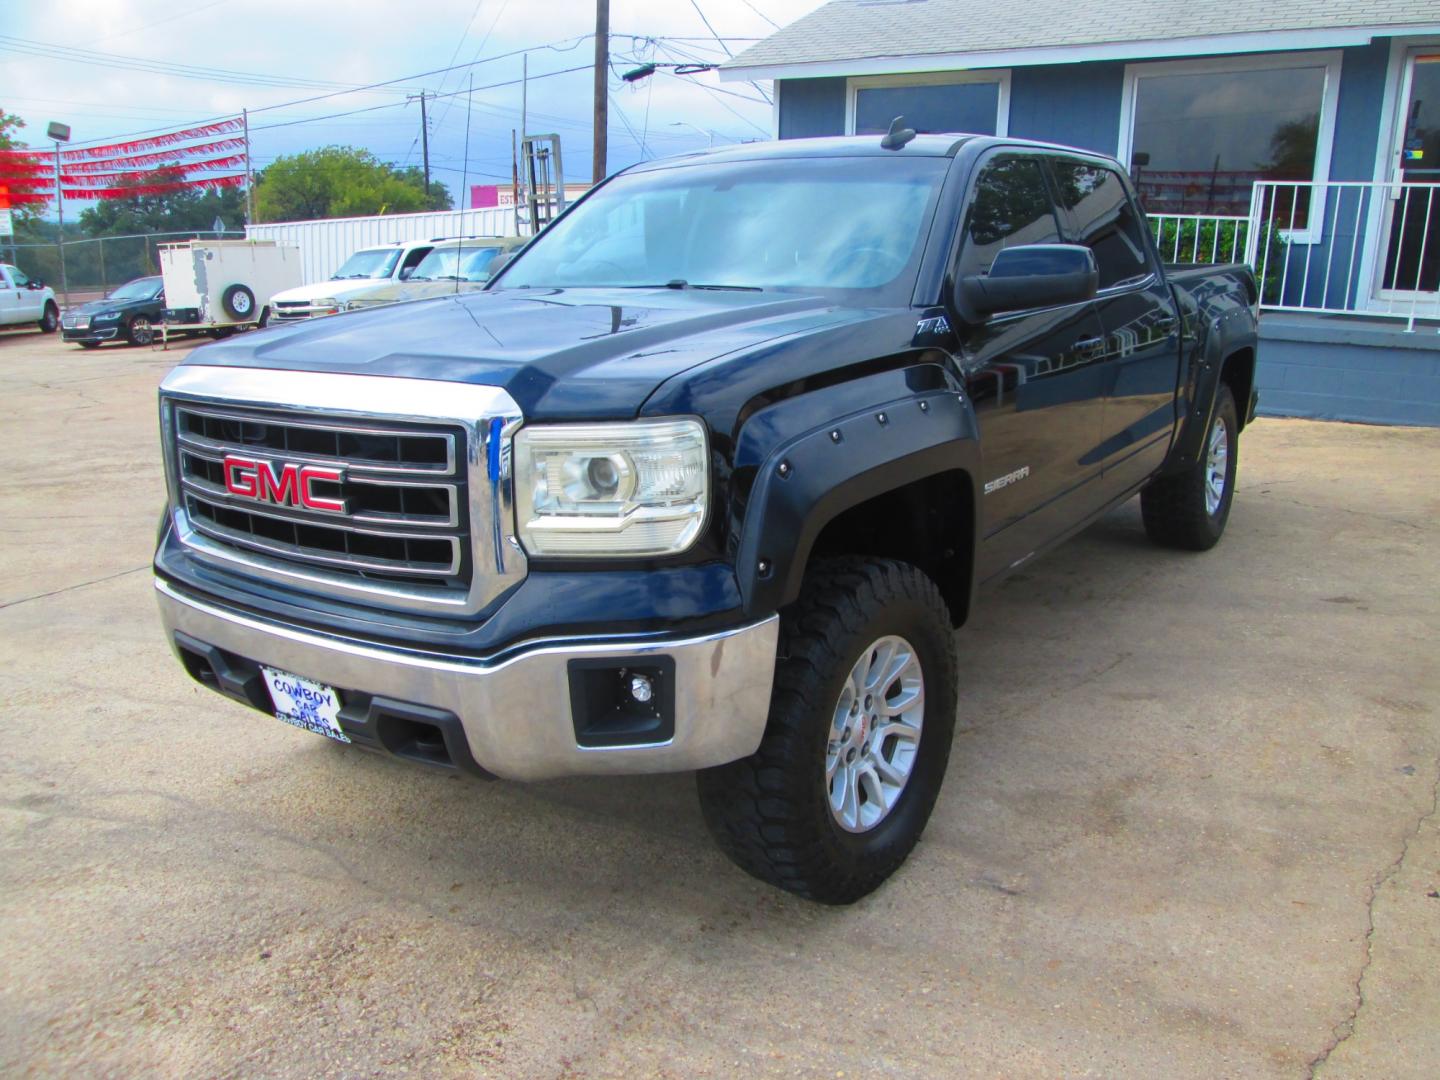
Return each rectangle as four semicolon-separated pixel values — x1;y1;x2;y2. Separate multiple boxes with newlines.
377;714;453;769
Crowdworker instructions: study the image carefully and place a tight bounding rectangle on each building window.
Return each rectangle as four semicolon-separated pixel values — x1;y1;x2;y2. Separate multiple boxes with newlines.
1120;53;1340;235
848;72;1009;138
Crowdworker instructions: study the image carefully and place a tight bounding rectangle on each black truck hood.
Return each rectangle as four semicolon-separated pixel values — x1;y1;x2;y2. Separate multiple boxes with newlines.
183;287;872;419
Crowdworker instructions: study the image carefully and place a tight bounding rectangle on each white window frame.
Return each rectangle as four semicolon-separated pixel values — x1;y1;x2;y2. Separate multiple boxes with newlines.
1117;51;1342;245
845;70;1011;138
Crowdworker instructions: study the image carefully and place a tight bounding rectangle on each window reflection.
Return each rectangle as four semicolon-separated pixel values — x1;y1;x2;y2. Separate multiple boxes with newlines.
1051;161;1152;288
854;81;1001;136
958;157;1060;278
1129;65;1326;219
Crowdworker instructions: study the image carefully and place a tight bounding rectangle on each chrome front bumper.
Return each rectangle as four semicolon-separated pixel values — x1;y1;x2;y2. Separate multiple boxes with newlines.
156;578;779;781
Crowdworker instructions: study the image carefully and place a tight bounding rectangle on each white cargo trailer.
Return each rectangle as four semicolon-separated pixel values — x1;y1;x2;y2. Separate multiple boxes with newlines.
157;239;303;345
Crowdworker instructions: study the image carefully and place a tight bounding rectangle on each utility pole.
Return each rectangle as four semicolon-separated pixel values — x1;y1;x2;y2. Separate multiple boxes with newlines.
593;0;609;183
54;141;67;304
242;108;255;225
419;91;431;198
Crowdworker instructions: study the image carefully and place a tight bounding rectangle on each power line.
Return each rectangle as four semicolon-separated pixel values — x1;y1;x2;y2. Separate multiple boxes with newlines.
0;34;404;94
737;0;782;31
83;0;229;46
686;0;735;59
249;65;590;132
433;0;513;131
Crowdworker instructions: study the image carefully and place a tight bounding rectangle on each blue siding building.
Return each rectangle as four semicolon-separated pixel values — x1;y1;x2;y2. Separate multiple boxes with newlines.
723;1;1440;425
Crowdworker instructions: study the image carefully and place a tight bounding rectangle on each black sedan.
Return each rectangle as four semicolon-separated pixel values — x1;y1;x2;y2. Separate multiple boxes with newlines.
61;276;166;347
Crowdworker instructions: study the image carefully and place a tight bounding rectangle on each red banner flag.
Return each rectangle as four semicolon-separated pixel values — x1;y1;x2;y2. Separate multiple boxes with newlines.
60;118;243;162
60;138;246;174
61;172;245;199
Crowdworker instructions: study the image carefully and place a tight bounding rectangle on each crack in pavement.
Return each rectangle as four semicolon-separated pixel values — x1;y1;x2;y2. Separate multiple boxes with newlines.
1259;494;1427;533
1307;759;1440;1077
0;565;149;611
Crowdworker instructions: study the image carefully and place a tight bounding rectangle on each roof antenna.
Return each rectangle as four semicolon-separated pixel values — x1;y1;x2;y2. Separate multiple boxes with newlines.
880;116;916;150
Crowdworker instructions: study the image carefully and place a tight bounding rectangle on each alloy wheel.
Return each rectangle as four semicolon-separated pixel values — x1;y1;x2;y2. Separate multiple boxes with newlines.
1205;414;1229;516
827;635;925;833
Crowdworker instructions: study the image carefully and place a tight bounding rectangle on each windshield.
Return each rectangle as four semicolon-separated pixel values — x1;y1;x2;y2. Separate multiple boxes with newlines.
107;278;161;301
410;244;504;282
331;249;401;280
497;156;948;298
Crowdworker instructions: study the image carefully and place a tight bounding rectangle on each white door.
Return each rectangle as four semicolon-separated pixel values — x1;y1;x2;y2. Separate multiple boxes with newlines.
6;265;42;320
1374;50;1440;308
0;265;22;326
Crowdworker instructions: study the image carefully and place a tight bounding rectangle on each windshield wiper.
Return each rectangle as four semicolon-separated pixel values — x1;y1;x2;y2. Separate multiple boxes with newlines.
662;279;762;292
599;280;764;291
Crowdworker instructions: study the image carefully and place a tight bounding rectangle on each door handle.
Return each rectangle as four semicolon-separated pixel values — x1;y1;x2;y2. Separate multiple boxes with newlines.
1154;316;1178;335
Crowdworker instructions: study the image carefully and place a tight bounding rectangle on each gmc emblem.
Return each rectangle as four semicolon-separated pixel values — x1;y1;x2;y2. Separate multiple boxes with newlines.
223;455;347;513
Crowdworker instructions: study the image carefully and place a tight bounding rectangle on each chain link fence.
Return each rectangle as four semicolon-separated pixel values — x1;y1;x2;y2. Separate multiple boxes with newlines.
2;230;246;305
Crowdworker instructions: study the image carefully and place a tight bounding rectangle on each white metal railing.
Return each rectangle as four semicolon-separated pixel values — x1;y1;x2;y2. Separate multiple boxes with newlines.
1148;213;1250;265
1246;179;1440;332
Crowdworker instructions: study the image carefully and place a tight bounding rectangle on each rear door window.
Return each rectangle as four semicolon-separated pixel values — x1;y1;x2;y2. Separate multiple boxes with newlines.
1049;160;1154;290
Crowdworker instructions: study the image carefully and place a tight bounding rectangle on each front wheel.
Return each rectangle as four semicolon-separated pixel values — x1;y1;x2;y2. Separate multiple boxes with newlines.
38;302;58;333
1140;383;1239;550
697;558;958;904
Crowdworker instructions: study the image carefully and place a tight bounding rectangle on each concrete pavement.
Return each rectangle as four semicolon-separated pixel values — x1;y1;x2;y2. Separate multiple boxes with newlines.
0;325;1436;1077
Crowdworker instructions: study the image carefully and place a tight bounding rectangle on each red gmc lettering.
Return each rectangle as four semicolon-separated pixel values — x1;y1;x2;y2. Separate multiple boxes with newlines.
222;455;345;513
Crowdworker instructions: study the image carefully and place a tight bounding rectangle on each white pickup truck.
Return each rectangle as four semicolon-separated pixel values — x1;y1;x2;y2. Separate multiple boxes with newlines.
267;239;436;323
0;263;59;333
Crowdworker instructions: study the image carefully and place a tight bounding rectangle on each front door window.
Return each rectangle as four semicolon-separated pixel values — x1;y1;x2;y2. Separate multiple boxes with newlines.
1382;54;1440;295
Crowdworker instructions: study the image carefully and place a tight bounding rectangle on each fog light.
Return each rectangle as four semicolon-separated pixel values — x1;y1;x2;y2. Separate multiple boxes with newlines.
629;673;654;704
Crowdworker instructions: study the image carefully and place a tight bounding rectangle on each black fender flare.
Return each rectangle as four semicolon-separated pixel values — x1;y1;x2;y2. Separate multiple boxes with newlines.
1167;308;1258;475
733;382;981;618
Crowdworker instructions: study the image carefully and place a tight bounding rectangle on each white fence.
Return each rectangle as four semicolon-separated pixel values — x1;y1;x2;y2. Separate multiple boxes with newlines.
1244;180;1440;331
1147;213;1250;266
247;207;517;284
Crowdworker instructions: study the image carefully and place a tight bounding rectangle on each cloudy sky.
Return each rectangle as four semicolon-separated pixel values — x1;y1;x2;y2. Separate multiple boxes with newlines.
2;0;825;209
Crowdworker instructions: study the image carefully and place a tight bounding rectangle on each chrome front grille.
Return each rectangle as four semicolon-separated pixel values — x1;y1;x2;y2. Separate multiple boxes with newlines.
174;405;469;587
159;366;526;616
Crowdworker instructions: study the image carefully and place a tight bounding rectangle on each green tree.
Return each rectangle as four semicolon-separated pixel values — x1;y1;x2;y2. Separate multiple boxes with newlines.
1;109;46;226
253;146;452;222
77;167;248;236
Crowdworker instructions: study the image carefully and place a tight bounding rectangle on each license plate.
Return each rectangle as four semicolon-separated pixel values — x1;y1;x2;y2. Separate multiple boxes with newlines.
260;666;350;743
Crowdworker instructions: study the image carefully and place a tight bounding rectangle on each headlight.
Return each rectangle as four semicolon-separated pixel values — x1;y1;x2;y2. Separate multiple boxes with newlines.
513;419;708;557
311;298;340;313
93;311;121;322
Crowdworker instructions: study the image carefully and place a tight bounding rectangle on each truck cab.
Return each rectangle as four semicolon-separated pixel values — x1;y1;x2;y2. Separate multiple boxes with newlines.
268;239;437;322
0;263;59;333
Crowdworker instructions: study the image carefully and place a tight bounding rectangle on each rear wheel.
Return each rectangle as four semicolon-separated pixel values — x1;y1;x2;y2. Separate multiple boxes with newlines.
38;302;58;333
1141;383;1239;550
697;558;957;904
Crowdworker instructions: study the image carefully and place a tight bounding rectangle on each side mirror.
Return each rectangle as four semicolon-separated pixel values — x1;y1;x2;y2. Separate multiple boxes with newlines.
956;244;1098;320
398;266;414;280
27;279;44;290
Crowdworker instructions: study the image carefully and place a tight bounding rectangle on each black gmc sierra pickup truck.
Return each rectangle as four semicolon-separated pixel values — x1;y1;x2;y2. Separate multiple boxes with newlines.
154;132;1259;903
